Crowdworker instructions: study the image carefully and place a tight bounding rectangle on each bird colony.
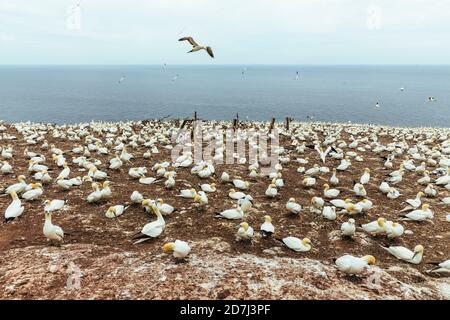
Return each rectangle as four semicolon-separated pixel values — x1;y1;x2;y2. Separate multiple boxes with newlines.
0;119;449;299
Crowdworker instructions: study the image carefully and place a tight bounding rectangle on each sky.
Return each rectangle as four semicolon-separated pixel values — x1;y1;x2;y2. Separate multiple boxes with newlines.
1;0;450;65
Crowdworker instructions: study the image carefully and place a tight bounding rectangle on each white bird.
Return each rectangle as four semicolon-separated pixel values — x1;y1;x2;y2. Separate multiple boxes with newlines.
401;204;433;221
105;205;127;218
362;218;386;236
133;201;165;244
5;175;27;194
44;199;65;212
404;192;424;210
178;188;197;199
43;211;64;245
383;245;424;264
322;206;337;220
265;184;278;198
178;36;214;58
228;189;246;200
237;195;253;212
286;198;302;214
360;168;371;184
353;183;367;197
200;183;216;193
1;161;13;174
330;168;339;185
341;218;356;236
87;182;103;203
323;184;340;198
335;255;376;275
156;198;176;215
130;191;144;204
260;215;274;237
4;190;24;221
216;207;244;220
162;240;191;260
384;221;404;239
278;237;312;252
428;259;450;273
22;183;43;201
139;176;158;185
236;222;254;241
233;178;250;190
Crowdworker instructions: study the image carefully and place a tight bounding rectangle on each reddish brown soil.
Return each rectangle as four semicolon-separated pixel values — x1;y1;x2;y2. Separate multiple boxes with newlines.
0;121;449;299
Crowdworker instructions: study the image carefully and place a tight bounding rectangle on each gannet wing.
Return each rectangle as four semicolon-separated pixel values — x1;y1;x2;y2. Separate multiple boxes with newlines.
178;36;198;47
206;46;214;58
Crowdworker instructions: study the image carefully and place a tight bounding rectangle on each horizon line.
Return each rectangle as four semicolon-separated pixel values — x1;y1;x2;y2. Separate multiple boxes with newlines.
1;63;450;67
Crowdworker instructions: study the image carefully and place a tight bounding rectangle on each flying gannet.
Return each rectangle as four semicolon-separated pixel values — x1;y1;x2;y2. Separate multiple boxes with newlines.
178;36;214;58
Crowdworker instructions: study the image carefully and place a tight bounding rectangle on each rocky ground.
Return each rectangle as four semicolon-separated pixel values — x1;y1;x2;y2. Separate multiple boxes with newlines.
0;120;449;299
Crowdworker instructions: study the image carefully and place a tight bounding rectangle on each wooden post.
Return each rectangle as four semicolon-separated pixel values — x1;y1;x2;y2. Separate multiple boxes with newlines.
269;118;276;133
285;117;290;130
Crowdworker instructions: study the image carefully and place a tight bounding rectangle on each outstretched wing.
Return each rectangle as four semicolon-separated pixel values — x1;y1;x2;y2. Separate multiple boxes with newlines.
206;46;214;58
178;36;198;47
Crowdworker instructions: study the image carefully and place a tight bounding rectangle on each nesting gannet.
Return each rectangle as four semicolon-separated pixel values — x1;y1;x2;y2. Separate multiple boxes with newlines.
383;245;424;264
133;201;165;244
278;237;312;252
220;171;230;183
335;255;376;275
200;183;216;193
428;260;450;273
43;211;64;245
310;196;325;213
100;181;112;199
4;190;24;221
228;189;246;200
260;215;274;237
360;168;371;184
233;178;250;190
424;184;437;197
178;36;214;58
156;199;176;215
330;168;339;185
322;206;337;220
131;191;144;204
193;191;208;209
236;222;254;241
353;183;367;197
384;221;404;239
379;181;391;194
387;187;401;199
162;240;191;260
22;183;43;201
401;204;433;221
5;175;27;194
216;206;244;220
303;176;316;187
402;191;424;211
286;198;302;215
323;184;340;198
341;218;356;236
357;199;373;212
105;205;128;218
265;184;278;198
44;199;65;213
178;188;197;199
1;161;12;174
362;218;386;236
238;195;253;212
87;182;103;203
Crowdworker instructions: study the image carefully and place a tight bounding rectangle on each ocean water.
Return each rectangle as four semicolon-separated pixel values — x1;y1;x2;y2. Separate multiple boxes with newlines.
0;65;449;127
